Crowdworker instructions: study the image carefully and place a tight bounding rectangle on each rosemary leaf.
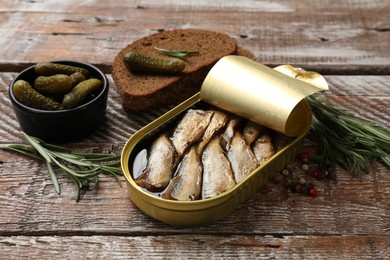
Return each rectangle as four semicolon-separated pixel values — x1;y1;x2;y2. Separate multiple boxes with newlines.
102;168;123;187
307;95;390;177
23;132;51;163
0;144;42;160
52;151;94;167
154;47;199;58
71;166;102;175
46;161;60;194
50;155;100;179
68;173;82;202
89;176;99;190
78;154;121;162
0;132;122;201
38;140;72;153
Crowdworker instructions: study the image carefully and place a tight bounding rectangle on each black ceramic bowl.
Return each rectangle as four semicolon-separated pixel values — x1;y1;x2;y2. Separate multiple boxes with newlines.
9;60;109;143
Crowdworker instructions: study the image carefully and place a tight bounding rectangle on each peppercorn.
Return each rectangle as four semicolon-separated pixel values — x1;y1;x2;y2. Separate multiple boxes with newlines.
308;188;317;196
300;151;310;161
290;183;297;193
311;169;319;178
281;168;290;176
301;186;309;195
298;177;306;185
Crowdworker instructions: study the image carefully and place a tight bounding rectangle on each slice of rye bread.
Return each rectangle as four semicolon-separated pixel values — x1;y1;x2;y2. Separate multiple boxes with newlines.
112;29;255;113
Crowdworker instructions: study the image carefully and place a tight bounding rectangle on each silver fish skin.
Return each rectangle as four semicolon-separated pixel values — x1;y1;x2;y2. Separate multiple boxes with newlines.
196;110;229;154
253;133;275;166
162;146;202;201
228;132;258;183
202;136;236;199
135;134;177;192
243;120;262;146
170;109;213;157
220;116;241;150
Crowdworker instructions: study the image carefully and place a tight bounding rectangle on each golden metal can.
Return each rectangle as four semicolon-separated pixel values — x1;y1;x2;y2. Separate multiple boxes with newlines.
121;56;327;226
200;56;327;137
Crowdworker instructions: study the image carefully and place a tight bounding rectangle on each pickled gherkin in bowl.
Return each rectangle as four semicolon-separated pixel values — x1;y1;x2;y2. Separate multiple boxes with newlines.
12;62;102;110
9;60;109;142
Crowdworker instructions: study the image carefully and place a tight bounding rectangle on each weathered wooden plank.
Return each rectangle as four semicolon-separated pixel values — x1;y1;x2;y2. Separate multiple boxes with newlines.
0;0;389;73
0;235;389;259
0;143;389;235
1;73;389;144
1;74;388;237
1;1;389;258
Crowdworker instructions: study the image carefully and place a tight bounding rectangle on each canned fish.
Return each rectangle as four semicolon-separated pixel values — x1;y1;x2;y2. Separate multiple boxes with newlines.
121;57;326;226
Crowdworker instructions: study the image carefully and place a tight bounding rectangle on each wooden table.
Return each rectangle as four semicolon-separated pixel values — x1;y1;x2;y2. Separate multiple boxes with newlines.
1;1;389;259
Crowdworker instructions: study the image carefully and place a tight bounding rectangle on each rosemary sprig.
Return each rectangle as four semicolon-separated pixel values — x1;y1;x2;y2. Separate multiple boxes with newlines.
154;47;199;58
306;95;390;178
0;132;122;201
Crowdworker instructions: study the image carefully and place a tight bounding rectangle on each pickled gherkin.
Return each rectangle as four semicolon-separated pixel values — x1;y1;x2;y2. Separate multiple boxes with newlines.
124;51;185;73
35;62;90;78
13;80;63;110
34;74;73;94
69;72;86;86
62;78;102;109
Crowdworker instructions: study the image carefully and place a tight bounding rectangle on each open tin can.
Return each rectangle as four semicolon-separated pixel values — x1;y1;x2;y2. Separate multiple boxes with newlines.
121;56;328;226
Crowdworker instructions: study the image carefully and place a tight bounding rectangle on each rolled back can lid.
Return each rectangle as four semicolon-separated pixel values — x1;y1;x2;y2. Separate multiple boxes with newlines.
200;56;328;136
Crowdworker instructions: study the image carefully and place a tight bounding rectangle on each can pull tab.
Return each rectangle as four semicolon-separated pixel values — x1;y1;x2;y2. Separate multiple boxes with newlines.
273;65;329;91
200;56;329;137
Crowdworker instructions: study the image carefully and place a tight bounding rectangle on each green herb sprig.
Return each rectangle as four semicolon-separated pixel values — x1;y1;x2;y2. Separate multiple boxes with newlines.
307;95;390;177
0;132;122;201
154;47;199;58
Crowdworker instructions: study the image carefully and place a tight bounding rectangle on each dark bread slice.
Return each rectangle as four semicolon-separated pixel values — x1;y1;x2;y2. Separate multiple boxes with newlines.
112;29;254;113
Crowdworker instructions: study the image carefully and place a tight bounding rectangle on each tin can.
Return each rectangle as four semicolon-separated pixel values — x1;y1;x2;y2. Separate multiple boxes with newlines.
121;56;327;226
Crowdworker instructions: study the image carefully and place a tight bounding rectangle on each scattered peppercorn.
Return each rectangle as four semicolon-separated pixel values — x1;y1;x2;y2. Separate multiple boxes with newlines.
311;169;319;178
282;150;332;198
281;168;290;176
290;183;297;193
301;186;309;195
295;184;302;193
308;188;317;196
300;151;310;161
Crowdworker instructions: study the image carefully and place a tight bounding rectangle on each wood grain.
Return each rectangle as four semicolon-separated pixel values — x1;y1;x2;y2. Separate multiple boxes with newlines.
0;0;389;74
1;235;389;259
0;1;389;259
